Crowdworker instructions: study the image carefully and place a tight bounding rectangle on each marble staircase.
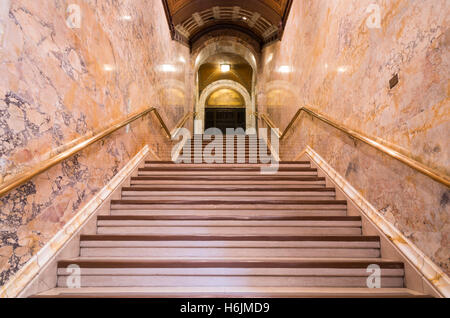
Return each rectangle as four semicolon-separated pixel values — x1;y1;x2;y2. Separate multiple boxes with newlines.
33;136;429;298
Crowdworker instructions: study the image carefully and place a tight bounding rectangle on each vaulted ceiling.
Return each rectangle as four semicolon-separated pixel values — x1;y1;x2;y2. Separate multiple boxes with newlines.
162;0;293;48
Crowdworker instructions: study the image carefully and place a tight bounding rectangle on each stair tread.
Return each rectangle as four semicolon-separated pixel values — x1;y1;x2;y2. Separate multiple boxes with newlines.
97;216;359;221
58;257;403;268
80;234;377;241
111;199;347;205
121;187;334;192
145;161;310;164
33;287;429;298
138;167;316;171
131;176;326;180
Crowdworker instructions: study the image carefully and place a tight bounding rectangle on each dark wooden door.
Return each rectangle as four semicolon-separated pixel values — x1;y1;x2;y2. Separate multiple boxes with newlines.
205;108;246;134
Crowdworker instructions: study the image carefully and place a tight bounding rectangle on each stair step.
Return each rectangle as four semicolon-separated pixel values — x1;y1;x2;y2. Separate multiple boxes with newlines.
109;209;348;217
131;176;324;181
127;184;326;189
136;171;316;176
33;287;429;298
97;216;360;221
130;177;327;186
96;227;361;236
145;161;310;165
81;234;377;242
58;257;403;268
122;187;333;193
55;258;404;288
120;195;336;201
80;233;378;258
139;167;313;172
144;164;311;169
145;162;311;171
110;200;347;211
111;199;346;205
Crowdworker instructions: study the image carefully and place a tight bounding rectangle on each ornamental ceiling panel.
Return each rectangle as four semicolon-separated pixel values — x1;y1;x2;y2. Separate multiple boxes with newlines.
162;0;293;48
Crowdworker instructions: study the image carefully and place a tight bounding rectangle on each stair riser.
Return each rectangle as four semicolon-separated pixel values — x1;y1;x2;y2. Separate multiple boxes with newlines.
119;195;337;201
121;191;335;197
97;221;361;227
80;247;380;258
57;276;404;288
58;268;403;276
137;172;317;176
96;227;362;236
80;241;380;248
127;184;325;190
130;181;326;187
109;210;348;217
143;164;310;168
110;204;347;210
33;288;428;298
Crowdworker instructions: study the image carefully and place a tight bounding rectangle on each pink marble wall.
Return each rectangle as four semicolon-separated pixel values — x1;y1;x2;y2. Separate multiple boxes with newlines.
257;0;449;273
0;0;193;286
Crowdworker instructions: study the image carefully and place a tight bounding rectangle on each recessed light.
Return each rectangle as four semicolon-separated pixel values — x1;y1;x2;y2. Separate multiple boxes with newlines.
120;15;132;21
221;64;231;72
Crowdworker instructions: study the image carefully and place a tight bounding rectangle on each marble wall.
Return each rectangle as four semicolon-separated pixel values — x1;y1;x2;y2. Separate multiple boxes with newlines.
257;0;449;274
0;0;193;287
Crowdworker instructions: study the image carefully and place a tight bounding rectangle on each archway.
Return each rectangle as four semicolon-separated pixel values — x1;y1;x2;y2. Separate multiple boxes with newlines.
193;39;258;72
204;88;246;134
195;80;255;134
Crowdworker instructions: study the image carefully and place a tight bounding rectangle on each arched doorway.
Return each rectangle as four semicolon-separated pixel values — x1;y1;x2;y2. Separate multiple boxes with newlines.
193;40;258;135
196;80;253;134
204;87;246;134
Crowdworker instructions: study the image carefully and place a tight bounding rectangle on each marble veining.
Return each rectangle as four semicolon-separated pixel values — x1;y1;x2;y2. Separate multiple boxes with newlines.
257;0;449;275
0;0;193;288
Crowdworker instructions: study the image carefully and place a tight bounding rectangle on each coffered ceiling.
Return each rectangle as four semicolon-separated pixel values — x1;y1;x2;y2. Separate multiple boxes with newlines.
162;0;293;48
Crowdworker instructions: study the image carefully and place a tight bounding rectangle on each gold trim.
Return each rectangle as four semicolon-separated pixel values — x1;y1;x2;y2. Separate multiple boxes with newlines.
0;108;195;197
257;107;450;187
170;111;196;136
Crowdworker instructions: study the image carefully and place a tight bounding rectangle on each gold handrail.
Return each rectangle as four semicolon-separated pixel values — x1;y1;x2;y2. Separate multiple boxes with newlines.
0;108;195;197
258;107;450;187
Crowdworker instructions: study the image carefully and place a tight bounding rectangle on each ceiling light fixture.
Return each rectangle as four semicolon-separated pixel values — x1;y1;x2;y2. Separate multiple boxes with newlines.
220;64;231;72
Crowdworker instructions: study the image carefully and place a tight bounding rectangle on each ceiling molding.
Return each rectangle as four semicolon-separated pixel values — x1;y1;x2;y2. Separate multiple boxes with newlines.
190;23;264;48
161;0;293;49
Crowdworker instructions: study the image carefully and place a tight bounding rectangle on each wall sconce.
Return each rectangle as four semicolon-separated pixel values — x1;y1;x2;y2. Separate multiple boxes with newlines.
160;64;176;72
220;64;231;72
103;64;115;72
278;65;291;73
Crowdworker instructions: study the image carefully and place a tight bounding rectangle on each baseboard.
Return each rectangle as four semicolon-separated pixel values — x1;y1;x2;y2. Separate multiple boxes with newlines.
0;145;150;298
302;145;449;297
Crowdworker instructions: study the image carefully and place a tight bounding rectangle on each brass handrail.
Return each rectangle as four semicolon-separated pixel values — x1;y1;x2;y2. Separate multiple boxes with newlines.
0;108;195;197
258;107;450;187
